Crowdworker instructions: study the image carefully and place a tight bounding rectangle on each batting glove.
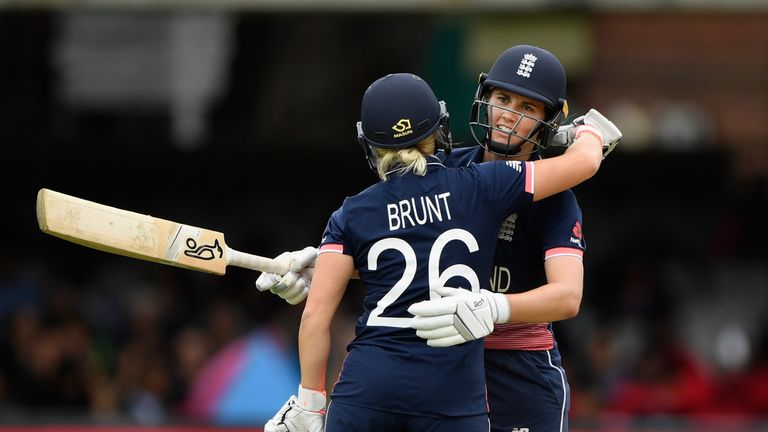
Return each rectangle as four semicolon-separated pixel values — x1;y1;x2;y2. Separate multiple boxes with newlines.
551;109;623;158
256;247;317;305
407;287;510;348
265;385;326;432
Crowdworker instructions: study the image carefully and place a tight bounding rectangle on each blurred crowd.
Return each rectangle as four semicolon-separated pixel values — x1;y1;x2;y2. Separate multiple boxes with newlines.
565;263;768;421
0;253;359;425
0;256;245;424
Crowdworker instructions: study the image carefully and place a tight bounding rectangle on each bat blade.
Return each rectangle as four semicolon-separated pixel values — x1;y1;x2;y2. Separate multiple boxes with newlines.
36;188;288;275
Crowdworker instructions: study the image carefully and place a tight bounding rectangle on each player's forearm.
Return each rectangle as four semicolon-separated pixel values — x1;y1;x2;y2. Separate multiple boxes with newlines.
298;252;353;391
298;315;332;392
563;131;602;177
503;282;582;323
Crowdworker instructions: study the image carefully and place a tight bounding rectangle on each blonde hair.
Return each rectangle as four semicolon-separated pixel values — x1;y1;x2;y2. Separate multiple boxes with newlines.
376;135;436;180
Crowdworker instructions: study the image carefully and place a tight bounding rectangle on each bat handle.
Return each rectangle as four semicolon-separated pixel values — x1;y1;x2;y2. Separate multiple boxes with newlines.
227;248;291;275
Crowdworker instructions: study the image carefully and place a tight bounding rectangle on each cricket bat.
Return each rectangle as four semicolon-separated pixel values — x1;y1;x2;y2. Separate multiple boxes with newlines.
36;188;290;275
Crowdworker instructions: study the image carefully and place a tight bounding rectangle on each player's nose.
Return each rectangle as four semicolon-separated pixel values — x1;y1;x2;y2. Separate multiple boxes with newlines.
502;106;519;119
499;108;521;126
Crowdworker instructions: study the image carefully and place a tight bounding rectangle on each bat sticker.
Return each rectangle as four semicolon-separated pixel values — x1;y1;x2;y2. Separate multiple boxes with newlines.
184;238;223;260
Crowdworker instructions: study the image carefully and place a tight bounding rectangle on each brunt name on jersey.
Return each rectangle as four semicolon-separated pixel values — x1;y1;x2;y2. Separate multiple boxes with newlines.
386;192;453;231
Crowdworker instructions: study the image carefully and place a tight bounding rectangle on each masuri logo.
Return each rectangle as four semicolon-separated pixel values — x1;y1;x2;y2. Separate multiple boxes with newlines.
392;119;413;138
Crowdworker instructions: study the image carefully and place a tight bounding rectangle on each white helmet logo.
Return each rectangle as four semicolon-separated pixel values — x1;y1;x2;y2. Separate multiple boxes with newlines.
517;53;538;78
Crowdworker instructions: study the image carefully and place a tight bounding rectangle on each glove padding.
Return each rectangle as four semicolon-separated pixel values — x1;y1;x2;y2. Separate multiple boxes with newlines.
408;287;510;348
265;385;326;432
256;247;317;305
551;108;623;158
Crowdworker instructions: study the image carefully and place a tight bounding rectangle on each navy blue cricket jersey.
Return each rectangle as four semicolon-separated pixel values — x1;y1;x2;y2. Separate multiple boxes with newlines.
443;146;586;351
318;155;535;417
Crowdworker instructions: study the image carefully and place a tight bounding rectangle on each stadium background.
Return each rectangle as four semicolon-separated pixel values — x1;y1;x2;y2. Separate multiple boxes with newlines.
1;1;767;431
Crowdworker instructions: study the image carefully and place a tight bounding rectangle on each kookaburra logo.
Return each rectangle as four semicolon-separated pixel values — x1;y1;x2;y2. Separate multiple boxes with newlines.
392;119;413;138
517;53;537;78
184;238;223;260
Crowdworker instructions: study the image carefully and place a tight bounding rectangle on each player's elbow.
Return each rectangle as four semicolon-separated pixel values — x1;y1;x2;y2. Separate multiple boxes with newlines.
565;293;583;319
300;304;332;331
561;299;580;319
558;286;583;319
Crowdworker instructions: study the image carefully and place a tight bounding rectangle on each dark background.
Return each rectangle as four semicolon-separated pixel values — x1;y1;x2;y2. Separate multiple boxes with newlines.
1;4;767;430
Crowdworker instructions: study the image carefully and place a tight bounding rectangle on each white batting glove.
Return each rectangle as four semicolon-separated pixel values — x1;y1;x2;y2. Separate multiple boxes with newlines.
264;385;326;432
407;287;510;348
255;247;317;305
551;109;622;158
582;108;622;158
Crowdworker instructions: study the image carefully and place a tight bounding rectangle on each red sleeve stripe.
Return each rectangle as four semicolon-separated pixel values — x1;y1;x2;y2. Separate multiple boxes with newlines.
319;243;344;254
525;161;534;194
545;247;583;259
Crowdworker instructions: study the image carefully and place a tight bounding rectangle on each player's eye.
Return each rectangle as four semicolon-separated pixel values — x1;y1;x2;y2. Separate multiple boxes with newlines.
494;94;509;105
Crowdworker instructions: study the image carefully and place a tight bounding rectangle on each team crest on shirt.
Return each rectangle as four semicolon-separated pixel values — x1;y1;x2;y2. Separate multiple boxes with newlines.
498;213;518;241
569;221;584;248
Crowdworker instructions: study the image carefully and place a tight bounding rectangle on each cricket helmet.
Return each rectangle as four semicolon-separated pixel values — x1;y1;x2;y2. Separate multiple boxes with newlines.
470;45;569;156
357;73;452;171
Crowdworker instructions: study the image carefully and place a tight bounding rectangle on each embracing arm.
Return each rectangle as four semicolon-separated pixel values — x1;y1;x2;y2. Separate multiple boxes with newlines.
408;258;582;347
504;255;583;323
299;252;355;392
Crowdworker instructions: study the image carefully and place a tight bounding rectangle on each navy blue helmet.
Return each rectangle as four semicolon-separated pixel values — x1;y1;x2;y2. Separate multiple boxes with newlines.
470;45;569;157
357;73;452;172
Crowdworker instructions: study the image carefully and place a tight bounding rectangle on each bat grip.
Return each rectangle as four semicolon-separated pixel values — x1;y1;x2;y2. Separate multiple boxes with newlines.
227;248;290;275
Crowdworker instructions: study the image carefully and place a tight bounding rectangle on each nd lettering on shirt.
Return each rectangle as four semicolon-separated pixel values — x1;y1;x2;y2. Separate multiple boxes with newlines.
387;192;452;231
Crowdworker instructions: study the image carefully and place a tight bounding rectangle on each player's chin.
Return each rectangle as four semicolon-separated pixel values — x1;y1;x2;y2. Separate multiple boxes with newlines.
491;131;513;145
491;131;524;148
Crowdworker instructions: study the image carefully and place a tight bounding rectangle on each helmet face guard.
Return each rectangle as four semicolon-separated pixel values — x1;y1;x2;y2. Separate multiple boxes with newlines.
470;45;568;157
357;120;378;172
470;97;562;158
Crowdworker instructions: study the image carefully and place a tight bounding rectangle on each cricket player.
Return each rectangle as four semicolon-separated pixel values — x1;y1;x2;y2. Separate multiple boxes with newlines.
408;45;607;432
262;72;615;432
